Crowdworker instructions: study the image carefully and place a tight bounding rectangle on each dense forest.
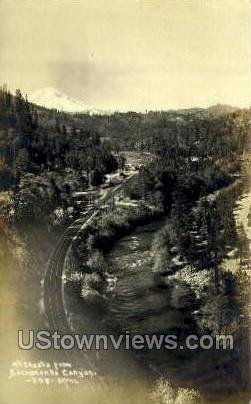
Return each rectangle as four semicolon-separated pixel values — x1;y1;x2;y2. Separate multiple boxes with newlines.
73;101;250;288
0;85;118;225
0;85;250;398
67;99;251;392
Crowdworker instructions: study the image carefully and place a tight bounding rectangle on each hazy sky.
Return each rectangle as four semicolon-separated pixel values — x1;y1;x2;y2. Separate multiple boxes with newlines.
0;0;250;111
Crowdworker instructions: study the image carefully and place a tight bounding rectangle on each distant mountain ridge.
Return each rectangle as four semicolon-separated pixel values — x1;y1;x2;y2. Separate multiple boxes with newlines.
207;103;239;115
28;87;105;114
27;87;241;117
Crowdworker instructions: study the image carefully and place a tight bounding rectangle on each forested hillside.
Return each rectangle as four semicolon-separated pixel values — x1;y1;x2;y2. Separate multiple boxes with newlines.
68;101;250;393
0;86;118;225
0;84;250;397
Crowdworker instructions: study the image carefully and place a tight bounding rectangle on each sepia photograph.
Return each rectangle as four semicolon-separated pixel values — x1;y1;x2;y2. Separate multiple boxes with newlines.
0;1;250;403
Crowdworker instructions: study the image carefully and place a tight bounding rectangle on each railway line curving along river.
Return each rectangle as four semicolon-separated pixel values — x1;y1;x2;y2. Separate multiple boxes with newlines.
43;152;153;375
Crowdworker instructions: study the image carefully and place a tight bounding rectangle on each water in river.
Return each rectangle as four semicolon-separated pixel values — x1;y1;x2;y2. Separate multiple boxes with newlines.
102;221;245;395
63;188;250;397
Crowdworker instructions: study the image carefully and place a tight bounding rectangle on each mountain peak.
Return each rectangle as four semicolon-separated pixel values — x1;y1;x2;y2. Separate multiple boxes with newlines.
28;87;101;114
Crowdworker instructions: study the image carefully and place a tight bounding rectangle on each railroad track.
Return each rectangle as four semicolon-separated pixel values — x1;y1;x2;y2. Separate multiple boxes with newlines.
43;154;155;376
43;172;140;351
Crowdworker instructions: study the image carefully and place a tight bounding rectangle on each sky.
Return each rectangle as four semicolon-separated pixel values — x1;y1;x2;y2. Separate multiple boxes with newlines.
0;0;250;111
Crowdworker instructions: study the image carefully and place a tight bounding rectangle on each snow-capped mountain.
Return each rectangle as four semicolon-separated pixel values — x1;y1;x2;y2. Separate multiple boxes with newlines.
28;87;103;114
